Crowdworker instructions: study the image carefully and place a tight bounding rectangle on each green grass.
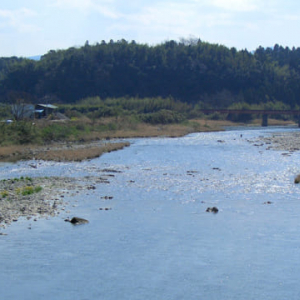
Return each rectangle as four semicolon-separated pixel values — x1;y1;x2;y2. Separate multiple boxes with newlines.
16;185;43;196
1;190;9;198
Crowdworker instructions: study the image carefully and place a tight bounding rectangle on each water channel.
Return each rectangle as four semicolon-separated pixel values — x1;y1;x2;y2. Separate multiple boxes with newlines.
1;127;300;300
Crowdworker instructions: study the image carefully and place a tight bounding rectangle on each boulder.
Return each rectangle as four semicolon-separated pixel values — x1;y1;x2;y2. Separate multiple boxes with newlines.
294;175;300;184
65;217;89;225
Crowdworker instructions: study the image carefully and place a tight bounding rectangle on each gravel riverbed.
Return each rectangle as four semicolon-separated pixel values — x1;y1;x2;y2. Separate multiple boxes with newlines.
261;131;300;152
0;175;112;231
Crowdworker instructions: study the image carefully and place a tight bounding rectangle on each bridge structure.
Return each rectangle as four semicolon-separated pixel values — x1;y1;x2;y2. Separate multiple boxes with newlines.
200;109;300;127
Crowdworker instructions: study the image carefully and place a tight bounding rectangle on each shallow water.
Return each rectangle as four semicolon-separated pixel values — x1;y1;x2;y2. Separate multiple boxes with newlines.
1;127;300;299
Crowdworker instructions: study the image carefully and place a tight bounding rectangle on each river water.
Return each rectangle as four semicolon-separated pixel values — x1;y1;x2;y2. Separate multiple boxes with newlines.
1;127;300;300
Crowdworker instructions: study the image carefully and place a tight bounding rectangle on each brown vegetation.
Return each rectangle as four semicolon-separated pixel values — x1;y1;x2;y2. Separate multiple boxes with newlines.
0;142;130;162
0;117;296;163
0;118;233;162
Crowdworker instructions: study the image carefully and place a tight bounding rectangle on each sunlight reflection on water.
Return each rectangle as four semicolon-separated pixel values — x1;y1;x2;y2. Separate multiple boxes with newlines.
1;127;300;299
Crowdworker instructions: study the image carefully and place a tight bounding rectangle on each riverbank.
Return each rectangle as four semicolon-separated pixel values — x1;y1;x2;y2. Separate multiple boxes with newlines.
261;131;300;153
0;174;115;229
0;119;229;162
0;141;130;163
0;118;295;163
0;176;79;228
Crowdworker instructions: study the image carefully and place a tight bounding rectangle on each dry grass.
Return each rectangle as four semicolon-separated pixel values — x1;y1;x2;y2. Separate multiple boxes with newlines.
0;118;295;163
74;119;236;140
251;118;296;126
34;142;130;162
0;142;129;162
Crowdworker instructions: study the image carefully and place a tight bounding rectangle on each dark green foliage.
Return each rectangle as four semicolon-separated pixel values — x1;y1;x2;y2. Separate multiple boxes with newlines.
0;39;300;108
0;121;36;145
40;123;81;142
140;110;185;124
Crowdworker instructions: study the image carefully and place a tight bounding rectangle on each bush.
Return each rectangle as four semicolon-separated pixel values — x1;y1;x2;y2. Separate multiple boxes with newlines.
140;110;185;124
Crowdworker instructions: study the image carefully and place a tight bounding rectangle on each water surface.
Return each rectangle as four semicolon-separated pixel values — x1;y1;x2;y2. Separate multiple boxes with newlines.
1;127;300;300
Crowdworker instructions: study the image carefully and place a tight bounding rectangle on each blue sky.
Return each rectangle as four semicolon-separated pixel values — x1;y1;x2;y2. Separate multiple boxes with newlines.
0;0;300;57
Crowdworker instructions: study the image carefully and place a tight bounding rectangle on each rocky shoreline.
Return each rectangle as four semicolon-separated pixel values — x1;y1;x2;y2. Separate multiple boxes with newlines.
0;175;113;231
261;131;300;153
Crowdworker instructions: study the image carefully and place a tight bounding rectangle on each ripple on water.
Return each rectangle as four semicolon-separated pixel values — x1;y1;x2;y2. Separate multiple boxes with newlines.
1;128;300;299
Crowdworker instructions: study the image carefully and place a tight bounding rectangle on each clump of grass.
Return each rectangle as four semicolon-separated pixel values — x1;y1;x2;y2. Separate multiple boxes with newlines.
16;185;43;196
1;190;9;198
19;176;32;181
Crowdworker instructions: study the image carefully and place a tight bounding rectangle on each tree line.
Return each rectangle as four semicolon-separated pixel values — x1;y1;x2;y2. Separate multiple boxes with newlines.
1;38;300;109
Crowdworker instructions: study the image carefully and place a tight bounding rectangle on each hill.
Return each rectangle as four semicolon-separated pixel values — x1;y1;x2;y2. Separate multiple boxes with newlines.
0;39;300;109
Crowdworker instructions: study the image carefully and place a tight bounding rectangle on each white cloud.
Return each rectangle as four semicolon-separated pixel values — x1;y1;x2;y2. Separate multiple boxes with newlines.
281;14;300;22
207;0;259;12
53;0;119;18
122;2;232;34
0;8;39;33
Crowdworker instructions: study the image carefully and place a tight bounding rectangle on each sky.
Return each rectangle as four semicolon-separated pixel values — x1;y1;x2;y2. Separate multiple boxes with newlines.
0;0;300;57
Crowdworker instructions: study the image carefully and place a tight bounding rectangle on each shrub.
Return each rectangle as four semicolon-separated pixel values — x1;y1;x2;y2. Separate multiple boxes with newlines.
140;110;185;124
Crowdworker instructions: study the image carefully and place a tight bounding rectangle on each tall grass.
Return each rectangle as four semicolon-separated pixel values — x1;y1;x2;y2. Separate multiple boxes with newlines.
0;97;296;146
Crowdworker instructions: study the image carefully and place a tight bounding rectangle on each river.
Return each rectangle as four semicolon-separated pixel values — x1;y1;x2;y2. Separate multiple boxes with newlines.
1;127;300;300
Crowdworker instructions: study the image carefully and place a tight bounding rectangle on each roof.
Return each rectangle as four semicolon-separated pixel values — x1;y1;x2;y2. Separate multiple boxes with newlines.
36;104;58;109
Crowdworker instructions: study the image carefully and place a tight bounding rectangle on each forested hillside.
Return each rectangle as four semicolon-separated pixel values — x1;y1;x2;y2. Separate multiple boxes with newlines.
1;39;300;108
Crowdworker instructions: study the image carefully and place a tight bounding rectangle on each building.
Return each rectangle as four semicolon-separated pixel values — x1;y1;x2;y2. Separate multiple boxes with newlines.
35;104;58;118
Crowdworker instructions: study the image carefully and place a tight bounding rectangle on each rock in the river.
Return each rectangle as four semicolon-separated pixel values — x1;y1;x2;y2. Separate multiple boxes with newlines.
65;217;89;225
206;207;219;213
294;175;300;184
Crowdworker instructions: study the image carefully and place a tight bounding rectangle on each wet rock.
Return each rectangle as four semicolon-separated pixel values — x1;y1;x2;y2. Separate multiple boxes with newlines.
206;207;219;213
101;196;113;200
65;217;89;225
295;175;300;184
87;185;96;190
187;170;198;174
101;169;122;173
97;178;110;184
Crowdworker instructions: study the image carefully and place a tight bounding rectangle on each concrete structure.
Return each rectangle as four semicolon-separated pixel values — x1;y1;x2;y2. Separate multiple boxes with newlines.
200;109;300;127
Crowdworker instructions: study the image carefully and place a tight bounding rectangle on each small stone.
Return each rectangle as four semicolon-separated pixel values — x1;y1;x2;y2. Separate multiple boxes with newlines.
87;185;96;190
206;207;219;213
264;201;272;205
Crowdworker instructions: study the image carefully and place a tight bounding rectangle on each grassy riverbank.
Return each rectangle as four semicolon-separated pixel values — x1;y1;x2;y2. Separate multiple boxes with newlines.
0;117;296;163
